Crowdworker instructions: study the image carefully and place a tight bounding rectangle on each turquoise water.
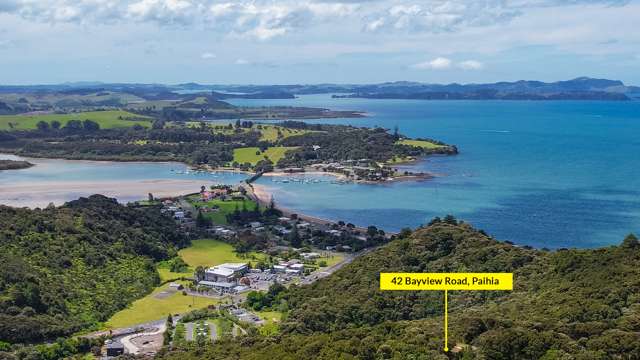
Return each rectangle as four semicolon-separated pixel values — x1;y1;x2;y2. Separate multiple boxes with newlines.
2;97;639;248
0;155;247;205
228;96;640;248
0;156;246;184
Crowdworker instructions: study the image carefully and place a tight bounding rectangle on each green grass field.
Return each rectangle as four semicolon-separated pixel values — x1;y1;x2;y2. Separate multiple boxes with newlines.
214;318;234;338
156;264;192;282
386;156;415;164
256;310;283;335
157;238;265;282
208;124;315;142
396;139;445;149
0;110;151;130
113;237;266;327
254;125;312;141
105;281;219;329
188;196;260;225
179;239;265;269
232;146;297;166
320;253;345;268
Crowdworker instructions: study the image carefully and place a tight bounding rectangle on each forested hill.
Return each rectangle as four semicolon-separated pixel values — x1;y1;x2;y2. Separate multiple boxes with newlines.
160;220;640;359
0;195;187;344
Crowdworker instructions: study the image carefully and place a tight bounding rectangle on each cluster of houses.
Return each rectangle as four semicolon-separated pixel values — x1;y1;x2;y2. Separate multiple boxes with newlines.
206;217;312;239
160;199;197;231
208;226;237;239
198;185;246;202
310;159;398;182
272;259;305;275
199;187;230;201
203;213;366;254
160;199;186;219
195;256;316;294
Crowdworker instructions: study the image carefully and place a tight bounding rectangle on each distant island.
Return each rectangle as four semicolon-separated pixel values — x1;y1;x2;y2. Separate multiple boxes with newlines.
0;84;363;119
198;76;640;101
331;89;630;101
0;112;456;183
1;78;637;112
0;159;33;170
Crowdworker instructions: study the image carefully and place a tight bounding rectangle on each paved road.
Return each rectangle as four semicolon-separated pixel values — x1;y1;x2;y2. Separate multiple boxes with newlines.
209;323;217;340
177;198;196;216
119;323;166;355
185;322;194;341
86;246;369;353
300;248;371;285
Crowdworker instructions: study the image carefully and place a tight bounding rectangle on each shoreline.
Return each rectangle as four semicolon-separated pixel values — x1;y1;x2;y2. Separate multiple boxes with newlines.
264;170;348;180
249;182;395;235
263;168;435;184
0;179;213;208
250;183;350;227
3;152;439;185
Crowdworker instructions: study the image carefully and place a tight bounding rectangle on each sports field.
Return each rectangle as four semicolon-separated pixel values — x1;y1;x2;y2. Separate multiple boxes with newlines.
232;146;297;165
0;110;151;130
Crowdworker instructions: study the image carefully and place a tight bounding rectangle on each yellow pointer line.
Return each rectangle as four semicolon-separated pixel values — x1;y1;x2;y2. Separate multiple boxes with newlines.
444;290;449;352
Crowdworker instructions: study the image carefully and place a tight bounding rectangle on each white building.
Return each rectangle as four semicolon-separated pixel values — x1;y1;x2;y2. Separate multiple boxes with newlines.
273;262;304;275
289;263;304;274
203;263;248;283
301;252;320;260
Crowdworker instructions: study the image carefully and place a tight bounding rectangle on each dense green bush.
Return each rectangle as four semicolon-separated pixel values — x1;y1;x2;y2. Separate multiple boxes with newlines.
0;195;187;344
159;222;640;359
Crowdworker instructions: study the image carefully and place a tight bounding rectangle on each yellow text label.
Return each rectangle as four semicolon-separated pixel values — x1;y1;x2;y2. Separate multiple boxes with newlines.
380;273;513;291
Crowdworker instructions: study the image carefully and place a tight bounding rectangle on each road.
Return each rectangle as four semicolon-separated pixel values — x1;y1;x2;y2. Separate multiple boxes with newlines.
119;323;166;355
209;323;218;340
185;322;194;341
300;248;371;285
89;245;370;354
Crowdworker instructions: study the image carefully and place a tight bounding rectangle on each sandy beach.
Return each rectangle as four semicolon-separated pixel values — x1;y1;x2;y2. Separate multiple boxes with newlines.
0;179;206;208
264;170;348;180
249;183;371;230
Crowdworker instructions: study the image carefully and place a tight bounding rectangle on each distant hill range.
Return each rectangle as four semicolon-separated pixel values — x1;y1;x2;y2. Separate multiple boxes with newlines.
1;77;638;101
200;77;639;101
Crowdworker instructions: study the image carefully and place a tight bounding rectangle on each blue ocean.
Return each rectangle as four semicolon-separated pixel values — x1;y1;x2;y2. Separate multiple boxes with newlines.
227;95;640;249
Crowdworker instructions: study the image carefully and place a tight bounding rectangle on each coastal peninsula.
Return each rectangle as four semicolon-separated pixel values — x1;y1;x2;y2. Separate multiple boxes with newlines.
1;105;457;184
0;159;33;170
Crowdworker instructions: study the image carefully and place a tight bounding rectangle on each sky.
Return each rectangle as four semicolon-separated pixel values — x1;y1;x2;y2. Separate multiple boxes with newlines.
1;0;639;85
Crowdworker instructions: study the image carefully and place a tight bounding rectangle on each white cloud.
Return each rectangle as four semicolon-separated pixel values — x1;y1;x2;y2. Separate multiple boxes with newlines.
206;2;358;40
458;59;483;70
411;57;452;70
0;0;630;40
365;1;521;34
200;52;216;59
411;58;485;71
126;0;196;25
365;17;385;31
235;58;250;65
